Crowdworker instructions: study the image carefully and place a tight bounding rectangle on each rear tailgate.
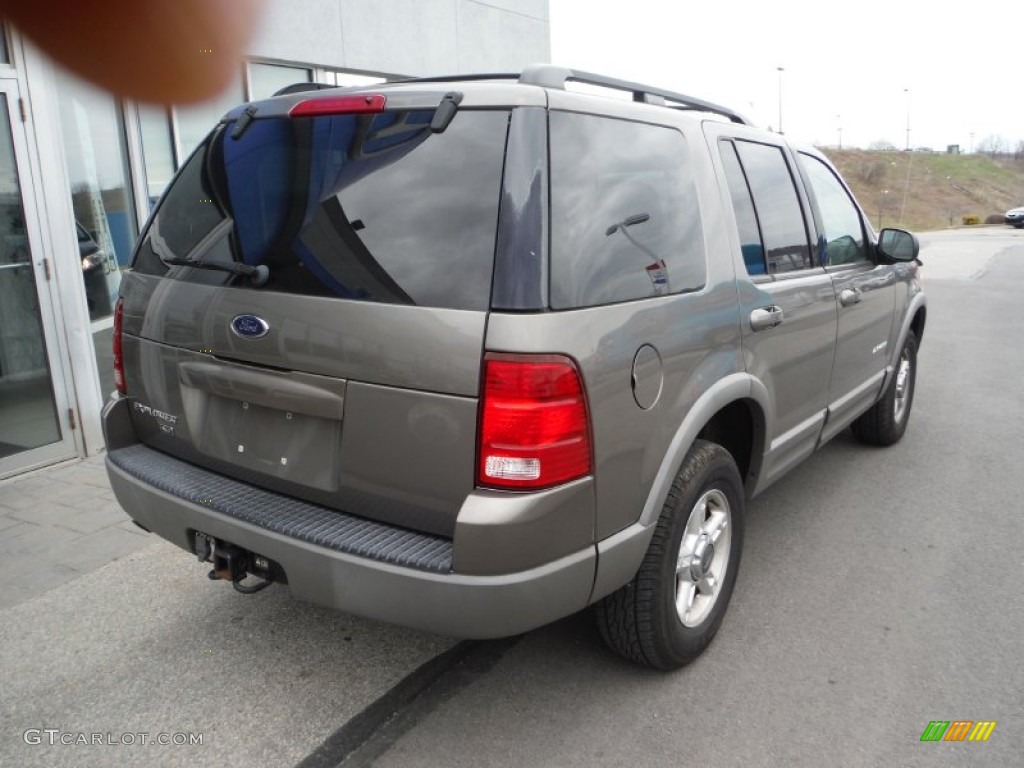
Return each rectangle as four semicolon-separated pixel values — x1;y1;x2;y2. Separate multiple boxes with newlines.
119;97;511;536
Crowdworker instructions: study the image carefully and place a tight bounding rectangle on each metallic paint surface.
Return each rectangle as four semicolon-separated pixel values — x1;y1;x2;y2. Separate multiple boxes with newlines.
106;457;596;639
103;82;926;639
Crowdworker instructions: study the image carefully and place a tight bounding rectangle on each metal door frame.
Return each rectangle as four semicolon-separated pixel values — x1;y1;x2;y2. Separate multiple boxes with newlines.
0;73;79;479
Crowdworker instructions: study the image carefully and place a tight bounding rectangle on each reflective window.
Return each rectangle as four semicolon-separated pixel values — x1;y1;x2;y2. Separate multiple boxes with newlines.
734;141;811;273
719;140;766;276
249;62;312;100
549;112;705;309
137;106;176;208
55;74;138;322
331;71;387;88
174;75;244;160
134;110;509;311
799;153;868;266
0;98;62;456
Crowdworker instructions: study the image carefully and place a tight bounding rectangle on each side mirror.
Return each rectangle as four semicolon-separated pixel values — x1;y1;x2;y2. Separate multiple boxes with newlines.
877;228;919;262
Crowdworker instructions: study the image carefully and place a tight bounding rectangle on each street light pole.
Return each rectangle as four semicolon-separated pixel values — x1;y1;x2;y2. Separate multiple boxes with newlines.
777;67;784;134
837;114;842;149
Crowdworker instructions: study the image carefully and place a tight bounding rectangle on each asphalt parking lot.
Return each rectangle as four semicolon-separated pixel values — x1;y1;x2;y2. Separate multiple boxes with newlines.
2;227;1022;767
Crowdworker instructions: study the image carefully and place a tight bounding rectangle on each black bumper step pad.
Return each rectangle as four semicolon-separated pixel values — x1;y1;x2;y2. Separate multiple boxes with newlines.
108;444;453;573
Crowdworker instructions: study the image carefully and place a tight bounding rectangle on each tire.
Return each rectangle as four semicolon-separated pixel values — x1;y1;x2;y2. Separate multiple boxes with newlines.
850;329;917;446
595;440;745;670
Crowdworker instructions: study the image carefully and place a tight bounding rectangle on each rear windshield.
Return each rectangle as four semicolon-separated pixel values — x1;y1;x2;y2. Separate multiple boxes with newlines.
132;108;510;311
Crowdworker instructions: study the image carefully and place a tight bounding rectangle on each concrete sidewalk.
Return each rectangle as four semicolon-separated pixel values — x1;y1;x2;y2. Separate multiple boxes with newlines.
0;454;153;608
0;456;455;768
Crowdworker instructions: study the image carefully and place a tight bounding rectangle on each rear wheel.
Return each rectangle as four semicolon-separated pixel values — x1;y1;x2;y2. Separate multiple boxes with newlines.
596;440;745;670
851;329;917;446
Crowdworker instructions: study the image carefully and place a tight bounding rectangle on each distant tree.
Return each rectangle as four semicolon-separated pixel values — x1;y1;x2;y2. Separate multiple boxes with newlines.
1014;140;1024;164
869;140;897;151
976;134;1008;158
857;159;887;185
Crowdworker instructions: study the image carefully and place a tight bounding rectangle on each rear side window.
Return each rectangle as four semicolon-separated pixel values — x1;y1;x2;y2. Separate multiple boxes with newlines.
132;109;510;311
549;112;705;309
731;140;812;274
719;140;766;276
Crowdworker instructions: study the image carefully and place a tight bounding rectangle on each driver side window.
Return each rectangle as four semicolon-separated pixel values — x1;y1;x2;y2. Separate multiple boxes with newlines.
799;154;867;266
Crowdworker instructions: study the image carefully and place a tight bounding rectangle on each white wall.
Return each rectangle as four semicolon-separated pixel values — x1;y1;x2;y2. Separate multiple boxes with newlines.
247;0;550;75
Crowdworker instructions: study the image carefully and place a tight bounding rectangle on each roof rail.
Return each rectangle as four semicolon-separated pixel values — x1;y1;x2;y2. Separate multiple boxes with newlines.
388;72;520;85
272;82;337;97
518;64;750;125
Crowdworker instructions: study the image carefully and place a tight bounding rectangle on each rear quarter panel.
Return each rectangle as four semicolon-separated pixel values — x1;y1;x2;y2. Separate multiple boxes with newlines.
485;109;745;540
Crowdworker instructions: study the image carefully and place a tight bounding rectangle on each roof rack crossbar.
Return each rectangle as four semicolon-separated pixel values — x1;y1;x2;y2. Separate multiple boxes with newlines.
518;64;750;125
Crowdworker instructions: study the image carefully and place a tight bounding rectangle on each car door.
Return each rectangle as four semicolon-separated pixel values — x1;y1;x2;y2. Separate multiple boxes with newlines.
706;126;838;489
796;151;898;442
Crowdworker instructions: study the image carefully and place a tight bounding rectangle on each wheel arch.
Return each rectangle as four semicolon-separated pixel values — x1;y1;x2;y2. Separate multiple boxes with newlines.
696;399;766;497
637;374;770;528
910;304;926;346
883;292;927;392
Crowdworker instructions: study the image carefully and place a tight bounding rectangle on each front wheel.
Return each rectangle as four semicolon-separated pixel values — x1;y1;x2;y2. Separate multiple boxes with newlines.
596;440;745;670
851;329;917;446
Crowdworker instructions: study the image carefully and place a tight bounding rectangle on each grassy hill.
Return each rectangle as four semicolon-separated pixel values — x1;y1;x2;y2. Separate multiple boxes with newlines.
819;149;1024;232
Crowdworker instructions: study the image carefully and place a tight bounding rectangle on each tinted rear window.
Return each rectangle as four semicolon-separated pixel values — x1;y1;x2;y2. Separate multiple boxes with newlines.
548;112;705;309
132;109;510;310
731;140;812;273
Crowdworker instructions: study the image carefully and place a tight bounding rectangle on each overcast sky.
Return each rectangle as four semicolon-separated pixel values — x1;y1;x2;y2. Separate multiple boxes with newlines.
549;0;1020;152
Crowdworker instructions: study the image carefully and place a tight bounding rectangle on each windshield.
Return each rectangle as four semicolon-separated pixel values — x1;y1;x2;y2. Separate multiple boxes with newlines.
132;107;510;311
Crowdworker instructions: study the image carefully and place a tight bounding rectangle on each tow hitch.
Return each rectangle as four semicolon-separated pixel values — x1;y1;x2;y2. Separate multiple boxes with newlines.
194;532;278;594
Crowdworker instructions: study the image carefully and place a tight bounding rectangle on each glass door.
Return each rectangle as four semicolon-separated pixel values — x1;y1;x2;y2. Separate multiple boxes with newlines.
0;82;76;477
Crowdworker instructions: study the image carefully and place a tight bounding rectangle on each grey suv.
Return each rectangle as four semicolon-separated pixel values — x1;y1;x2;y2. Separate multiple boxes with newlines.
103;66;926;669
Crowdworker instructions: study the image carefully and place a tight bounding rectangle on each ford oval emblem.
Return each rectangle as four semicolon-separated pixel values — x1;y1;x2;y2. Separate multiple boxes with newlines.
230;314;270;339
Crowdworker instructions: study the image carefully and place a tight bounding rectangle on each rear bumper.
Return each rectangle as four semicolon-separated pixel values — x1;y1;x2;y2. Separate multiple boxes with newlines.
103;386;599;638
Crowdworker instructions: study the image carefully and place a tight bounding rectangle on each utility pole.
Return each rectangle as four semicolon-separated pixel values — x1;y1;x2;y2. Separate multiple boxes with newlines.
904;88;911;151
837;114;842;149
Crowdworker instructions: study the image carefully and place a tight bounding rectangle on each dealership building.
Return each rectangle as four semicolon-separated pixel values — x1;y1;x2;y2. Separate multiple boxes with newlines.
0;0;550;479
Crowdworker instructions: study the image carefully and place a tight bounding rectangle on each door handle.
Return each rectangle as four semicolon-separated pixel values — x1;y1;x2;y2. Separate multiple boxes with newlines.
839;288;861;306
750;305;784;331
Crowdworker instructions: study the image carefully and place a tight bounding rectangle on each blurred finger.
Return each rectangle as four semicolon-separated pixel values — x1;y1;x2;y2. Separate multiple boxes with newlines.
2;0;265;104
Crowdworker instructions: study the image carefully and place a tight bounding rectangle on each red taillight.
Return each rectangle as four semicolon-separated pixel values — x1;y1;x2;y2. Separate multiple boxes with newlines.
288;94;386;117
477;353;592;490
113;298;125;395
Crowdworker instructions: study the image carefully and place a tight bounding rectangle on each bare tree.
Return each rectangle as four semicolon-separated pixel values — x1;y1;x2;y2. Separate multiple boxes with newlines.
857;159;888;185
976;134;1008;158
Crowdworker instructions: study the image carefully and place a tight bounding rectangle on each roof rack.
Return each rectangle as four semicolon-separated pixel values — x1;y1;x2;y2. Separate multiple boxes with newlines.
518;65;750;125
340;66;750;126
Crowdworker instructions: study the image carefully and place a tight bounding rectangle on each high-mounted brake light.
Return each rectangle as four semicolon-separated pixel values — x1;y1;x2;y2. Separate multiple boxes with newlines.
113;297;126;395
477;353;592;491
288;94;387;117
